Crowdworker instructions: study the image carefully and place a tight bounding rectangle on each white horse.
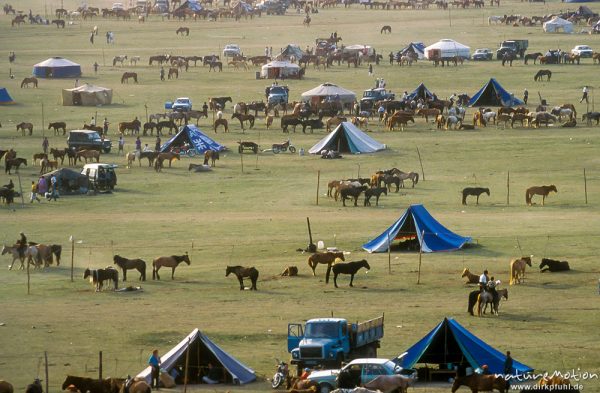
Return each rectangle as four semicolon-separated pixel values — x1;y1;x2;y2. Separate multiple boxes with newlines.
445;115;461;130
488;15;503;24
129;56;141;66
448;106;466;120
233;103;244;114
2;244;24;270
217;110;223;119
482;111;496;124
550;107;574;121
24;245;40;269
112;55;128;66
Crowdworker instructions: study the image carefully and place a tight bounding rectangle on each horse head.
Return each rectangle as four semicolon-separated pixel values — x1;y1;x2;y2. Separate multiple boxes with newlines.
550;185;557;193
362;259;371;270
539;258;548;270
225;266;232;276
182;252;191;265
524;256;533;266
83;268;91;279
461;268;469;277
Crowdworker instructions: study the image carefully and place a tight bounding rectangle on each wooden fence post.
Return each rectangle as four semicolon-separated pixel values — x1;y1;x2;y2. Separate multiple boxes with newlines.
44;351;49;393
416;147;425;181
507;171;510;206
584;168;588;204
99;351;103;381
316;170;320;206
417;230;425;284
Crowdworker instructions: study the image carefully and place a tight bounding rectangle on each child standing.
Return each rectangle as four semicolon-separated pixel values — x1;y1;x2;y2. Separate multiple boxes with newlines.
30;181;41;203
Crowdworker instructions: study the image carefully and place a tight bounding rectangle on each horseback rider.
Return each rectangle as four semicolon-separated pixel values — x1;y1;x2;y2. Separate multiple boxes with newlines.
478;269;489;291
16;232;27;259
486;275;499;305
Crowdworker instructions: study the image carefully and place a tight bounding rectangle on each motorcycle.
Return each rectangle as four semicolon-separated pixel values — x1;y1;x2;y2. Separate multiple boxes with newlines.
272;139;296;154
271;360;289;389
170;143;196;157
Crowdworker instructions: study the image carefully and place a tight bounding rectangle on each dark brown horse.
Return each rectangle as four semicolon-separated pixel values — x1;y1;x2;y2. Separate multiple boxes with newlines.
231;113;255;131
203;150;219;167
209;96;232;110
83;267;119;291
380;25;391;34
462;187;490;205
48;121;67;135
21;77;38;88
451;374;507;393
62;376;111;393
121;72;138;83
331;259;370;288
526;185;557;206
364;187;387;206
534;69;552;82
226;265;259;290
0;380;13;393
209;61;223;72
152;253;190;279
16;122;33;136
540;258;570;272
5;158;27;174
176;26;190;35
113;255;146;281
308;251;345;283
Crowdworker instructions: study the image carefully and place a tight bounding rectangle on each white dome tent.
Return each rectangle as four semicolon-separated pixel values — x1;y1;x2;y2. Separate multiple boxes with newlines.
543;17;574;33
260;61;301;79
424;39;470;60
301;83;356;105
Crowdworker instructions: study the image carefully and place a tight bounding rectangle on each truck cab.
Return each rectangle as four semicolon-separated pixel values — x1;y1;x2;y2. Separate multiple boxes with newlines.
166;97;192;112
360;88;395;112
496;40;528;59
267;85;289;105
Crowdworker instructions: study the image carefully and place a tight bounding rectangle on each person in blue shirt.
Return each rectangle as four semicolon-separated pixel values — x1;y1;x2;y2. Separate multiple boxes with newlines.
148;349;161;389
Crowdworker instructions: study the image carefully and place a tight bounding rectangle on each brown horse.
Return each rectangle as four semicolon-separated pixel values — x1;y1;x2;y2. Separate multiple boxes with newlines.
48;121;67;135
168;67;179;79
526;185;557;206
307;251;345;283
380;25;392;34
0;380;14;393
461;268;479;284
231;113;255;131
157;152;180;167
226;265;259;290
214;118;228;133
121;72;138;83
203;150;219;167
113;255;146;281
76;149;100;163
152;253;190;280
451;374;507;393
176;26;190;36
32;153;48;166
21;77;38;88
50;148;68;164
17;122;34;136
51;19;65;28
118;119;141;135
5;158;27;174
510;256;532;285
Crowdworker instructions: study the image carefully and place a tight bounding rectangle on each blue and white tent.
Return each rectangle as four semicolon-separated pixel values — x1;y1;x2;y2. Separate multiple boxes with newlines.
33;57;81;78
400;42;426;59
137;328;256;384
362;204;470;253
0;87;15;105
308;122;385;154
160;125;226;154
406;83;434;101
395;318;534;375
468;78;524;107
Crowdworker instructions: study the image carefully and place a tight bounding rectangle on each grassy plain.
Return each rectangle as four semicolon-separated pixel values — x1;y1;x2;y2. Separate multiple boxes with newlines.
1;0;600;392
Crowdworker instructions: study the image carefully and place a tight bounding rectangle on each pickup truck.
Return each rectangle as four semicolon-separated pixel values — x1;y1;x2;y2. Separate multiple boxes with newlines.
360;88;395;112
267;85;289;105
165;97;192;112
496;40;528;59
288;316;384;373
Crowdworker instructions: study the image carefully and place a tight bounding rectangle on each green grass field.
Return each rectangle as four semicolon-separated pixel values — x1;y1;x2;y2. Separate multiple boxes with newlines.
1;0;600;391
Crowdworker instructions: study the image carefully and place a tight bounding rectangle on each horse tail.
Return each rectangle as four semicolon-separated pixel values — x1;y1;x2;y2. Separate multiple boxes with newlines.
461;190;467;205
525;189;531;205
476;293;483;316
509;261;515;285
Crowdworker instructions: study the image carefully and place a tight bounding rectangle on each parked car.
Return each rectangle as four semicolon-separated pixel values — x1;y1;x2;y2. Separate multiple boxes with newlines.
571;45;593;58
267;85;289;105
168;97;192;112
307;358;416;393
223;44;242;57
67;130;112;153
153;0;169;13
111;2;124;10
472;48;493;61
81;163;117;191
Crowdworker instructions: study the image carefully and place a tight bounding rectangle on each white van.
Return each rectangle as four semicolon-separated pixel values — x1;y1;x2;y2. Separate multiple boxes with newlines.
81;163;118;191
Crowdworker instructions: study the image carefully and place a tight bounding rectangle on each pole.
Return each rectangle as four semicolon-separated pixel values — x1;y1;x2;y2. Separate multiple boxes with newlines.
357;163;360;178
27;249;31;294
70;236;75;282
99;351;103;381
41;102;45;134
17;172;25;207
102;48;105;66
506;171;510;205
44;351;49;393
387;232;391;275
416;147;425;181
183;338;191;393
145;104;149;123
240;151;244;173
316;170;320;205
584;168;588;204
417;230;425;284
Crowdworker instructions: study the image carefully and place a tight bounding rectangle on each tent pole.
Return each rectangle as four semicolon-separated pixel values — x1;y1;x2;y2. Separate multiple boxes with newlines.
417;230;424;284
387;232;391;274
183;337;191;392
316;170;320;206
416;147;425;181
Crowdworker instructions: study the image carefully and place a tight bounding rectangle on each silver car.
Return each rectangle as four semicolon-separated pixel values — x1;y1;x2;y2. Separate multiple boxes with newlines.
571;45;593;58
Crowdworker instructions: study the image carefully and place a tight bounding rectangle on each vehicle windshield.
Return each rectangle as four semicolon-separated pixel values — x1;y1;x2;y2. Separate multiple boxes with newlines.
270;87;287;94
305;322;338;338
176;99;190;103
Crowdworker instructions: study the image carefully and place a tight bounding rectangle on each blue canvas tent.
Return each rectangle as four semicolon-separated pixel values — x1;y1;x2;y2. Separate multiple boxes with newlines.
395;318;534;375
362;204;470;253
308;122;385;154
0;87;15;104
400;42;426;59
33;57;81;78
137;328;256;384
160;124;226;154
406;83;434;101
468;78;523;107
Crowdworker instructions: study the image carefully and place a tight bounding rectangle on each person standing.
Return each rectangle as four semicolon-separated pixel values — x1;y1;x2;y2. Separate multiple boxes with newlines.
135;136;142;152
103;118;109;135
90;31;94;44
148;349;161;389
368;63;373;76
90;116;96;126
479;269;489;290
30;181;40;203
580;86;589;103
118;135;125;155
523;88;528;105
265;46;269;57
155;136;161;152
42;137;49;154
106;31;110;44
504;351;513;387
93;62;99;74
37;176;48;198
48;174;58;201
389;51;394;65
160;67;165;81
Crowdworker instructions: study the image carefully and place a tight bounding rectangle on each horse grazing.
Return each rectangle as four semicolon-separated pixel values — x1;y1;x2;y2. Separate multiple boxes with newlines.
83;267;119;291
510;256;532;285
380;25;392;34
113;255;146;281
48;121;67;135
332;259;370;288
364;375;414;393
526;185;557;206
112;55;128;66
451;374;507;393
176;26;190;36
231;112;255;131
462;187;490;205
25;379;42;393
152;253;190;279
364;187;387;206
534;69;552;81
5;158;27;174
308;251;345;283
540;258;570;272
0;380;14;393
2;244;24;270
62;376;111;393
21;77;38;88
203;150;219;167
17;122;34;136
121;72;138;83
226;265;259;290
461;268;479;284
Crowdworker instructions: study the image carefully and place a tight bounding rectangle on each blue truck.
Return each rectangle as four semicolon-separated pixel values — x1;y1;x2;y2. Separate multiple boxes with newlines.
287;315;384;373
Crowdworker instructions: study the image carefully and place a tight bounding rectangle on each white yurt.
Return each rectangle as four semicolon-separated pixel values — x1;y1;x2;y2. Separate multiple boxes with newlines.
424;39;470;59
543;17;574;33
301;83;356;105
260;61;301;79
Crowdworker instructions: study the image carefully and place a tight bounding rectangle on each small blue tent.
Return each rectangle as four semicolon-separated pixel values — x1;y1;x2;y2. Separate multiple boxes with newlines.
308;122;385;154
468;78;523;107
33;57;81;78
160;124;226;154
0;87;15;104
400;42;426;59
362;204;470;253
137;328;256;384
406;83;434;101
396;318;534;375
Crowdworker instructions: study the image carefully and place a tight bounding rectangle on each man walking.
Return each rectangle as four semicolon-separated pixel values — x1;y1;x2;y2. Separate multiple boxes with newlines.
148;349;161;389
580;86;589;103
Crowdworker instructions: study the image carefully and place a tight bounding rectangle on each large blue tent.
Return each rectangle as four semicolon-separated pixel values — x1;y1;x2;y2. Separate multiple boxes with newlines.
308;122;386;154
362;204;471;253
396;318;534;375
406;83;434;101
32;57;81;78
468;78;523;107
137;328;256;384
0;87;15;104
160;124;226;154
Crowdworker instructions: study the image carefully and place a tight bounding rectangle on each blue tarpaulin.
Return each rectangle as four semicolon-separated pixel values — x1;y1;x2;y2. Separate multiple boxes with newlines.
468;78;524;107
137;328;256;384
362;204;470;253
160;124;226;154
406;83;434;101
396;318;534;375
308;122;385;154
0;87;15;104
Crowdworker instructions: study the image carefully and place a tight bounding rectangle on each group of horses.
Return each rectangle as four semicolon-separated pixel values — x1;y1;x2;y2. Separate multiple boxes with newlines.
1;242;62;270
